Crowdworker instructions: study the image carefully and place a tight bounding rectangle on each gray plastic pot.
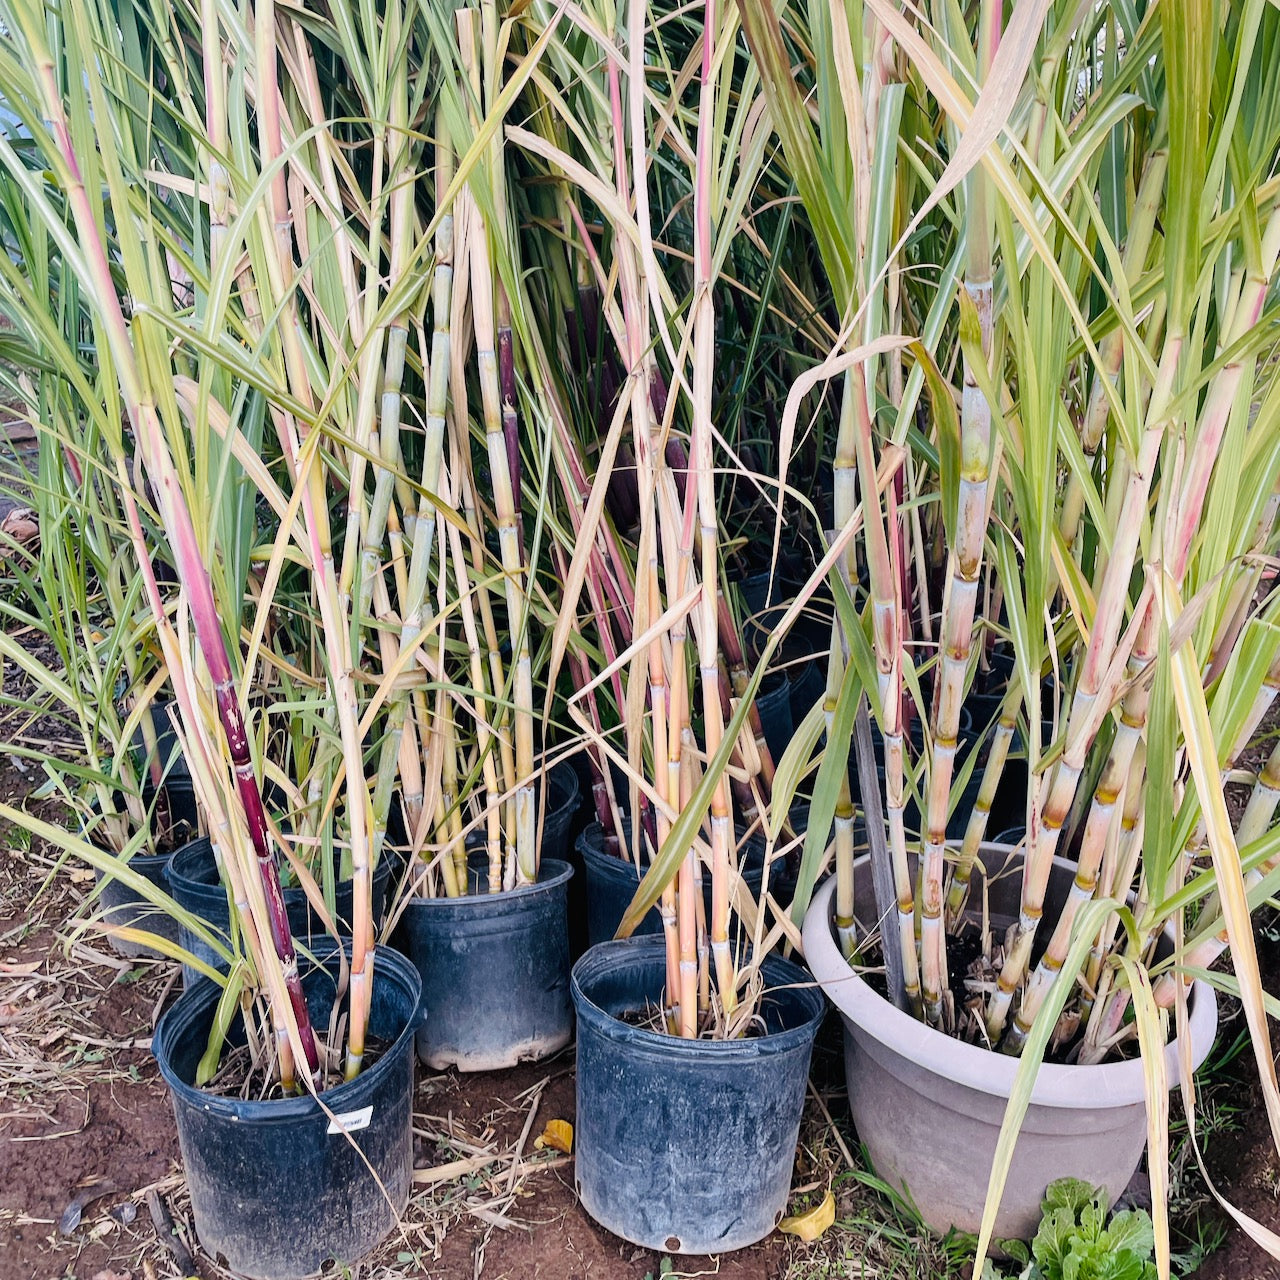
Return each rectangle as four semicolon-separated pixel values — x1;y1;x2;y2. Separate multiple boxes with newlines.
802;844;1218;1241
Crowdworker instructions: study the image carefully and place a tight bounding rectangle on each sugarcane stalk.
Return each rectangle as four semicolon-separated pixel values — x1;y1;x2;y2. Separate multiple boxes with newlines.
1078;745;1147;1036
916;0;1000;1027
458;10;535;887
945;673;1024;927
846;359;919;1009
1003;605;1156;1053
984;330;1182;1043
1167;207;1280;581
1059;149;1168;562
718;591;776;800
688;0;736;1019
447;491;503;895
251;0;374;1077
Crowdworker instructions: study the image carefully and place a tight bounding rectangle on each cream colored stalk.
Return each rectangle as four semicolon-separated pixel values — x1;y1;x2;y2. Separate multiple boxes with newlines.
446;470;502;896
459;9;536;886
688;0;737;1020
850;362;918;1010
398;110;456;853
1059;149;1168;563
984;336;1181;1044
1078;743;1147;1035
251;0;375;1077
1004;605;1157;1053
945;673;1024;928
604;38;682;1022
919;0;998;1021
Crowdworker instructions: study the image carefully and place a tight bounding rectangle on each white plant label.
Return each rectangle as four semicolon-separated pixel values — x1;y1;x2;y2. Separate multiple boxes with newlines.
327;1105;373;1135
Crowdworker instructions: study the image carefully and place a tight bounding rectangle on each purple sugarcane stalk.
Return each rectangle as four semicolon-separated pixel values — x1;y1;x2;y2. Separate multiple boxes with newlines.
497;289;524;541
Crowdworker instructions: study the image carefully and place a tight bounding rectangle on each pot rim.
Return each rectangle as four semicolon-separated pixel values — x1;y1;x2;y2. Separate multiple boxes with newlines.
802;850;1218;1109
153;942;422;1121
543;757;580;816
167;837;392;894
398;856;574;912
571;935;825;1061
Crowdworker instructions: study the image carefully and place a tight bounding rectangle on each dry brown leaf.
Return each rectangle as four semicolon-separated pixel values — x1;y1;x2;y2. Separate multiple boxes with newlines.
0;960;41;975
0;508;38;544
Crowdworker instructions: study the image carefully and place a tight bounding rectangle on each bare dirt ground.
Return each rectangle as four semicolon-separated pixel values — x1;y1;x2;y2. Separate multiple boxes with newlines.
0;756;1277;1279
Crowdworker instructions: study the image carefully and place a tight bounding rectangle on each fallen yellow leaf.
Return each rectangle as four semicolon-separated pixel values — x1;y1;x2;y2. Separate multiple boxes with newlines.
533;1119;573;1155
777;1190;835;1241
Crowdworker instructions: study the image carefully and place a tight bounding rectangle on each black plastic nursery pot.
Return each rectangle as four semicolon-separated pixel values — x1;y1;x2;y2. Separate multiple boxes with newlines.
572;936;825;1253
540;760;582;861
152;942;422;1280
743;600;834;727
129;700;190;782
94;851;182;959
89;778;200;959
394;852;574;1071
167;840;394;988
576;821;772;947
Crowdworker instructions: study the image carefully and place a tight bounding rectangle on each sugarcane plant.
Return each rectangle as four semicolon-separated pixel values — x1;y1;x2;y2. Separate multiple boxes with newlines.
500;0;838;1035
748;0;1280;1266
0;0;569;1092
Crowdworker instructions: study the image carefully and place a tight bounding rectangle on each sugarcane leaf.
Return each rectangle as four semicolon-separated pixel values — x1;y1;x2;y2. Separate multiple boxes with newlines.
910;339;961;548
1114;955;1170;1280
735;0;854;302
196;964;248;1087
1163;575;1280;1154
789;652;863;931
972;897;1117;1279
1143;632;1177;901
768;697;827;841
533;1119;573;1154
1161;0;1213;333
778;1190;835;1242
